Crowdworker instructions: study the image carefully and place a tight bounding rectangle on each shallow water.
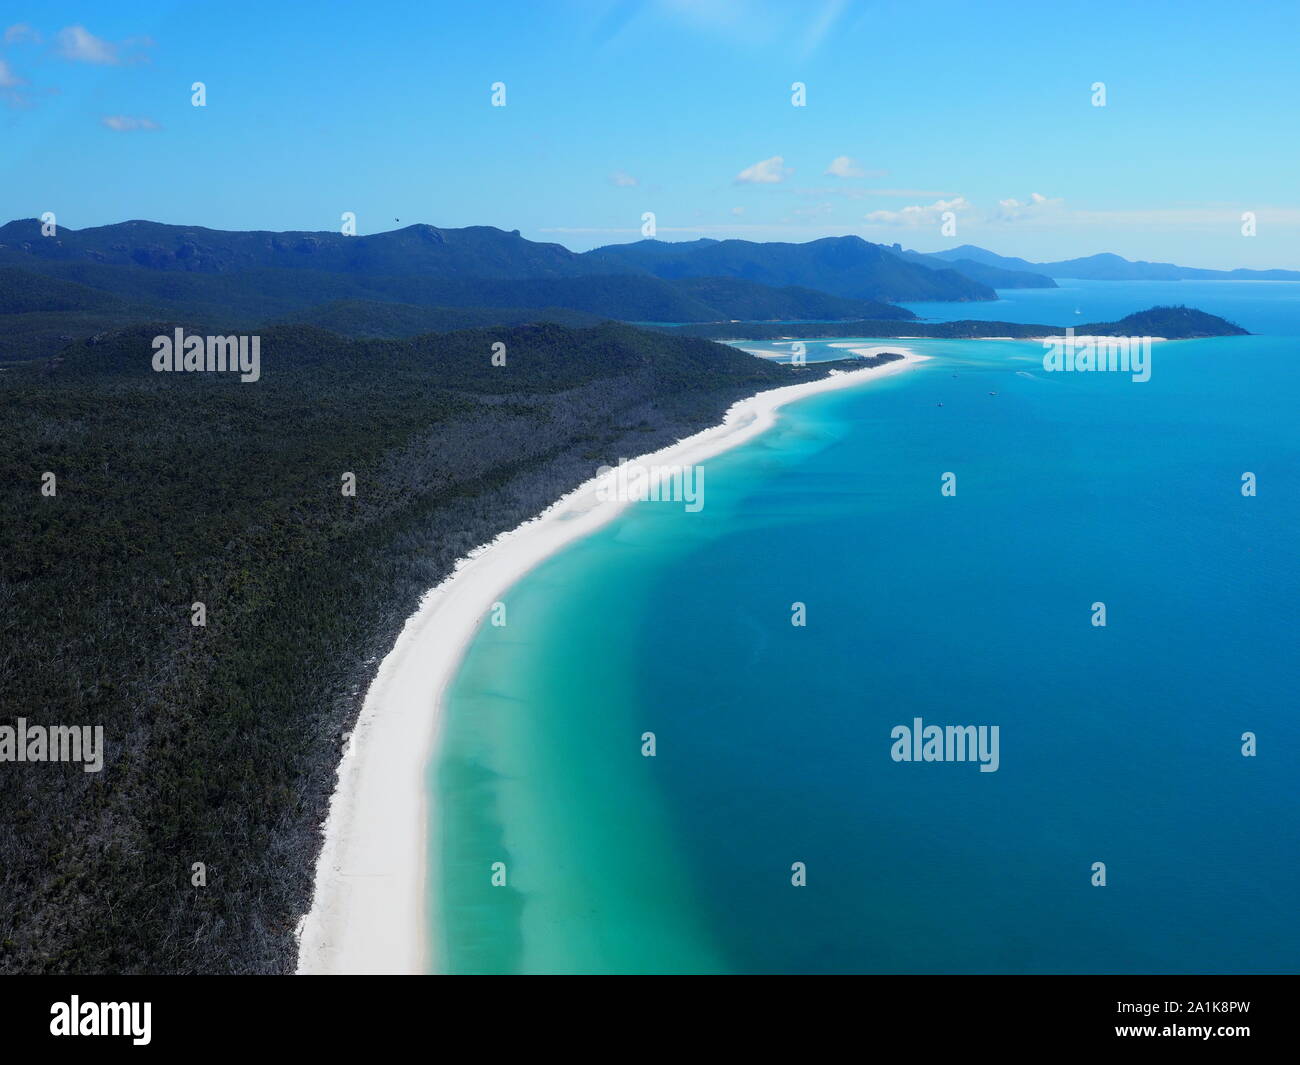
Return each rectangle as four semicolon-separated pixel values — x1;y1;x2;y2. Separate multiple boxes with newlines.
432;281;1299;973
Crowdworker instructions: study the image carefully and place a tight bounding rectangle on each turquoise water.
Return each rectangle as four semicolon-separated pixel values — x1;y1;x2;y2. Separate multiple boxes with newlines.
432;282;1300;974
902;277;1300;335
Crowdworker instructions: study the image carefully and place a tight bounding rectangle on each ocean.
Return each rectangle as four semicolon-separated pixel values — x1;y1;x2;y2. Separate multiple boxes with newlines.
430;280;1300;974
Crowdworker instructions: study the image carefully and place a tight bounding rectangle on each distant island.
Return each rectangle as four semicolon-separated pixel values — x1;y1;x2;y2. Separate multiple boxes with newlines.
661;306;1249;341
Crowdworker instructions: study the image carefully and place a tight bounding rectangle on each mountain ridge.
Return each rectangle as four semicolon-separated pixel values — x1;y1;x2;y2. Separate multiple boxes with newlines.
931;244;1300;281
583;234;996;302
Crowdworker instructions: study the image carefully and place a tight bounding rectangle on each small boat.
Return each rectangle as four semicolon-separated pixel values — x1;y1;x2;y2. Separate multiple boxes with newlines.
988;391;998;396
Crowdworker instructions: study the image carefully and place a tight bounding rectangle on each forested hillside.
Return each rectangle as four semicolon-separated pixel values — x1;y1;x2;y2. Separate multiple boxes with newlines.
0;320;856;974
0;260;915;361
583;234;996;301
0;219;981;363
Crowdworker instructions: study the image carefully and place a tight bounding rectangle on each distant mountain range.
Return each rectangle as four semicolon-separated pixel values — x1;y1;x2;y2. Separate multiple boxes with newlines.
929;244;1300;282
0;219;1001;302
584;236;995;301
0;220;938;358
0;219;610;279
0;219;1282;362
892;246;1058;289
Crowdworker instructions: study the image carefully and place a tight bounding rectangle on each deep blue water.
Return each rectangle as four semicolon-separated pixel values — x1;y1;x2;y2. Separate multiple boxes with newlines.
435;281;1299;973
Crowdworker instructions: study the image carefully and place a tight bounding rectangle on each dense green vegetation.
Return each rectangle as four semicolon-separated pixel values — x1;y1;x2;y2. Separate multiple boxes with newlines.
272;299;607;336
584;235;996;301
1075;305;1249;337
652;276;912;321
0;221;972;353
0;255;915;364
0;268;175;361
0;267;145;315
0;219;610;279
0;264;914;362
0;319;855;974
0;218;1000;301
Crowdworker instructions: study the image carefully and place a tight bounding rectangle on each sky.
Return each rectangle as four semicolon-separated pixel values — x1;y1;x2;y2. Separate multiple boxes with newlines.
2;0;1298;268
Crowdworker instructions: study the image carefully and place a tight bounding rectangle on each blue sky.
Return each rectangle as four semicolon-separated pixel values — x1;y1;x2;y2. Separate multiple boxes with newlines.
2;0;1298;267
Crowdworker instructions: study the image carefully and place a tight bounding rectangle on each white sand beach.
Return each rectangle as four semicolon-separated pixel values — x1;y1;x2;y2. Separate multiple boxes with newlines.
294;348;928;975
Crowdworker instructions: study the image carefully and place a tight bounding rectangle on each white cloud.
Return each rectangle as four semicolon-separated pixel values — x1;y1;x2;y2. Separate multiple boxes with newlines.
101;114;159;132
999;192;1056;209
56;25;119;64
4;23;41;44
994;192;1064;222
865;196;972;226
608;170;639;187
0;58;31;106
731;206;745;216
735;155;792;184
825;155;864;178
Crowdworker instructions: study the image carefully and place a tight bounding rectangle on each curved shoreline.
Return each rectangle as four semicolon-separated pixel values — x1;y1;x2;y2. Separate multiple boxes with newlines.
294;349;929;975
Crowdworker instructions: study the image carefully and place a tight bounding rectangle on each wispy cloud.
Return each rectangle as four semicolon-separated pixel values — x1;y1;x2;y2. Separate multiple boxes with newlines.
56;25;121;64
608;169;639;188
825;155;865;178
994;192;1063;222
4;23;41;45
654;0;783;47
601;0;852;58
0;57;32;107
798;0;849;59
736;155;792;184
101;114;160;132
865;196;972;226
